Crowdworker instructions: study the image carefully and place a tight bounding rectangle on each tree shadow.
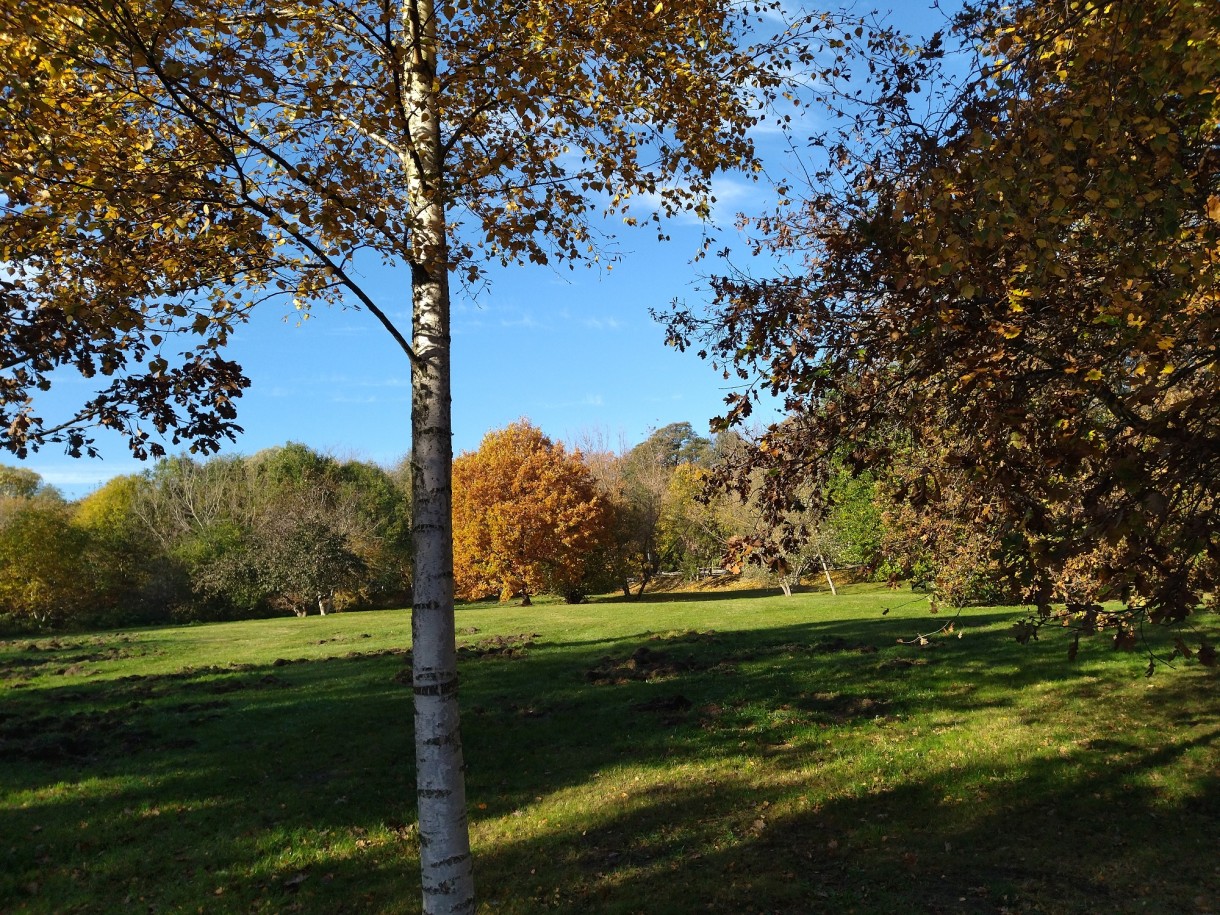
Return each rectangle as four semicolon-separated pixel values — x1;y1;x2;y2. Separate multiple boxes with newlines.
1;608;1216;913
463;725;1220;913
597;586;803;603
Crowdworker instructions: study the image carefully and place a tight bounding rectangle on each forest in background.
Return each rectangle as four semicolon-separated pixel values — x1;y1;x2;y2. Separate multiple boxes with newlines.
0;443;412;629
0;419;899;631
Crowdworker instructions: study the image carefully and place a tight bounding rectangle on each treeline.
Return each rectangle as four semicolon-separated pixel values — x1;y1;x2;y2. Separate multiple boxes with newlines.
0;444;411;629
451;420;884;605
0;420;892;630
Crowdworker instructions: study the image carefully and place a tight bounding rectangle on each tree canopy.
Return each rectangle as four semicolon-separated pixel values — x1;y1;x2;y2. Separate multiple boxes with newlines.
666;0;1219;661
453;421;609;605
0;0;814;460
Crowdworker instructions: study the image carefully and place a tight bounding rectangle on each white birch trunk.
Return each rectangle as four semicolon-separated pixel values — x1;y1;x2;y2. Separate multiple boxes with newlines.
818;552;837;596
403;0;475;910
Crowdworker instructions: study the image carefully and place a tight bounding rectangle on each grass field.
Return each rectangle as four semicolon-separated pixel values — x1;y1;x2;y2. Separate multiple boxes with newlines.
1;584;1217;914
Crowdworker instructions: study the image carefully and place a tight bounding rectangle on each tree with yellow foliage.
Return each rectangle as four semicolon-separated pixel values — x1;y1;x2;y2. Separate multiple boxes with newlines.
453;422;610;606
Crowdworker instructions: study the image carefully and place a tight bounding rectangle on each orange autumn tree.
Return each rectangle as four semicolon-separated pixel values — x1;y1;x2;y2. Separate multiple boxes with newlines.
453;421;609;605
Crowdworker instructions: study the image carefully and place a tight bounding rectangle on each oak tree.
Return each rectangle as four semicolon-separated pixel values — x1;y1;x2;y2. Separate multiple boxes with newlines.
666;0;1219;664
73;473;166;621
615;423;715;591
0;487;91;626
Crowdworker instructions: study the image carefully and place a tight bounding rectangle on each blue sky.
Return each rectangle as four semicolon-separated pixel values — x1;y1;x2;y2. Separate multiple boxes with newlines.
24;196;780;497
14;4;953;498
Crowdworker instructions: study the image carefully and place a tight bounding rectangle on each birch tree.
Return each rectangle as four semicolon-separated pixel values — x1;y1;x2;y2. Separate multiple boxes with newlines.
2;0;823;909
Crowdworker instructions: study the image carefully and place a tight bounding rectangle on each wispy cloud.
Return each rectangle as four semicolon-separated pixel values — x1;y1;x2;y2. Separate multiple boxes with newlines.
312;374;411;389
542;393;604;409
319;324;376;339
499;312;540;329
38;467;133;486
583;316;622;331
27;460;148;497
636;176;764;227
355;377;410;389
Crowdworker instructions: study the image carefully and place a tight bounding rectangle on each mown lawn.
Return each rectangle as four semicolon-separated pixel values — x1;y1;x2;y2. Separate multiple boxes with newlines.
1;584;1216;914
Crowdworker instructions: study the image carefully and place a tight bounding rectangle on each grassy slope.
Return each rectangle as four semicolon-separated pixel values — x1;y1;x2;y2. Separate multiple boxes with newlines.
0;584;1216;914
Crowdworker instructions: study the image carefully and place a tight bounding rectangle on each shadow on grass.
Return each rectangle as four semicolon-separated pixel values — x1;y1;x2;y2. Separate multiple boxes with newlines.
463;725;1220;914
1;608;1217;913
598;586;788;604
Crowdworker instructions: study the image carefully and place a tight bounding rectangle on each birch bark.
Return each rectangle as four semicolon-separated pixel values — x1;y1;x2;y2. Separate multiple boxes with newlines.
403;0;474;910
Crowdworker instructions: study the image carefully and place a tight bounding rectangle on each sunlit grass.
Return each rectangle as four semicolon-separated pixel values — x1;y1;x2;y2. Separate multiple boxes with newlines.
2;584;1216;913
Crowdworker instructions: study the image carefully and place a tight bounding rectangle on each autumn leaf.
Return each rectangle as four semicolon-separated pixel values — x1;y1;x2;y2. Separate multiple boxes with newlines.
1198;640;1217;669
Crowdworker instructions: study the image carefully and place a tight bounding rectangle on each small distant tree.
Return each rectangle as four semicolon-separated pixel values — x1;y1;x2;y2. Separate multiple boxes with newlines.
0;466;47;500
708;462;843;596
453;421;610;605
175;519;264;619
0;496;91;626
245;493;367;617
657;462;729;576
603;423;716;592
73;474;170;624
246;445;410;611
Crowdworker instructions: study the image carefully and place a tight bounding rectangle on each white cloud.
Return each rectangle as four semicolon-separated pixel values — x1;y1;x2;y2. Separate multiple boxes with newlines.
635;175;766;227
541;393;604;409
311;374;411;389
24;460;148;497
499;312;540;329
583;316;622;331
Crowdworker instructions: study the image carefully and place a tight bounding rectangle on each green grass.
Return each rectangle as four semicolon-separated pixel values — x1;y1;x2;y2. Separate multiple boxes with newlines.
1;584;1217;914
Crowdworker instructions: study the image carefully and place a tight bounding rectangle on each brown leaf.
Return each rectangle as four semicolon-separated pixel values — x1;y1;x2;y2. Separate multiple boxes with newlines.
1198;640;1217;668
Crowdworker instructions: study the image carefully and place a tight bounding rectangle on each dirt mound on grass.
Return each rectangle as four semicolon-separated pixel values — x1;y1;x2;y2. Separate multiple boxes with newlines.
585;645;710;684
458;633;540;659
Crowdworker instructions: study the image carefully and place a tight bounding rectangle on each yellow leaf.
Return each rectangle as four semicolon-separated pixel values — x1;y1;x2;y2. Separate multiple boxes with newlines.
1084;368;1103;381
1208;196;1220;221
